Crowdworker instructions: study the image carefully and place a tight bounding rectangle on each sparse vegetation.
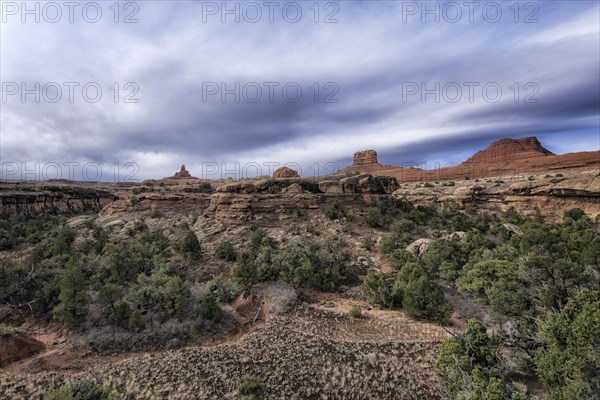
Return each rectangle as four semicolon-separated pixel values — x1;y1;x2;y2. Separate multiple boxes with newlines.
215;239;237;261
348;304;362;318
45;380;119;400
0;175;598;400
237;374;264;395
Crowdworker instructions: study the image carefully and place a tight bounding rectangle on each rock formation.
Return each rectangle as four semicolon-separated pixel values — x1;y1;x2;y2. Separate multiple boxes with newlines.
173;165;192;179
0;182;116;214
353;150;378;166
273;167;300;179
338;136;599;182
463;137;554;164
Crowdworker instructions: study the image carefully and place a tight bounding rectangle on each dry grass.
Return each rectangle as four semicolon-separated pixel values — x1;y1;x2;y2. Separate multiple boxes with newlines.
0;304;448;399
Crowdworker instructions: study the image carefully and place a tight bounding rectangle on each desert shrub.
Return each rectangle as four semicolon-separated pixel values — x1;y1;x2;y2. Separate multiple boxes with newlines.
361;234;375;251
306;222;319;235
45;380;119;400
127;268;191;318
393;197;414;212
128;309;144;332
234;230;278;289
50;225;76;256
86;225;108;254
403;273;451;324
180;230;202;260
97;283;128;327
105;228;171;285
344;208;355;222
457;259;514;297
150;208;164;219
563;208;586;222
408;204;442;227
377;231;414;255
535;290;600;400
237;374;264;395
204;274;240;303
197;182;213;193
365;207;389;229
274;238;357;292
107;241;154;284
390;249;416;270
486;280;531;317
436;319;506;400
392;220;415;234
361;270;402;309
200;292;223;322
421;237;466;279
324;201;342;220
348;305;362;318
215;239;236;261
235;235;355;292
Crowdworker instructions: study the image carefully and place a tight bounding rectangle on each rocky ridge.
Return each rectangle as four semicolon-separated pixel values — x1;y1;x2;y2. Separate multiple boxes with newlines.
340;137;599;182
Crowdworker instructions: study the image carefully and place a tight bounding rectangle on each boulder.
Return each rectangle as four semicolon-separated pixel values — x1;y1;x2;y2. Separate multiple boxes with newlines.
406;238;434;256
319;180;344;194
503;223;523;235
285;183;303;194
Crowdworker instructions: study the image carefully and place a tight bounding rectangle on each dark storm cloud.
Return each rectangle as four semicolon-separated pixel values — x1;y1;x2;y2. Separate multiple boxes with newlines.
1;0;599;180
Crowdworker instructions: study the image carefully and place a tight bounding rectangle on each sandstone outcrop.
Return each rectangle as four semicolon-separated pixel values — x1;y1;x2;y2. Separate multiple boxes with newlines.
394;169;600;220
273;167;300;179
353;150;378;165
319;175;399;194
0;182;117;214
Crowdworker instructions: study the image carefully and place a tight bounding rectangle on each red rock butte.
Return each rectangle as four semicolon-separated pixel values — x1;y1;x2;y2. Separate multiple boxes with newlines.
273;166;300;179
339;136;600;182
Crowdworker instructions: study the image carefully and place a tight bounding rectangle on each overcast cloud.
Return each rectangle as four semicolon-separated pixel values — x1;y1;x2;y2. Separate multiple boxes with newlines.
1;0;599;181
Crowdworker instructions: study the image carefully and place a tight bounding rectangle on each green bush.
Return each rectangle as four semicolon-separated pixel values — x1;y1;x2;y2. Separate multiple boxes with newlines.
436;319;506;399
180;231;202;260
237;374;264;395
535;290;600;400
128;269;191;318
563;208;586;222
204;274;240;303
235;235;356;292
128;309;144;332
197;182;213;193
200;292;223;322
215;239;236;261
361;270;402;309
45;380;118;400
348;305;362;318
324;201;342;220
403;274;451;324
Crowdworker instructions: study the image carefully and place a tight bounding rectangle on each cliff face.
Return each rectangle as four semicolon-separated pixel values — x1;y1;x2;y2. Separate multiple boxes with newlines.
395;169;600;218
0;182;117;214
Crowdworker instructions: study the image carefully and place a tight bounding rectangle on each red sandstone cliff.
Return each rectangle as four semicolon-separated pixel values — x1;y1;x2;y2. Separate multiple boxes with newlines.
340;137;599;182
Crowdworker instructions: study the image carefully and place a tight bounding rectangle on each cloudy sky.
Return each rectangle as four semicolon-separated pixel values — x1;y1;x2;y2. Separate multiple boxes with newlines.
1;0;599;181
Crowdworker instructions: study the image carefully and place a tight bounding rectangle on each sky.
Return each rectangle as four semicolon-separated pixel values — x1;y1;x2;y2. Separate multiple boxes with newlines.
1;0;599;181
